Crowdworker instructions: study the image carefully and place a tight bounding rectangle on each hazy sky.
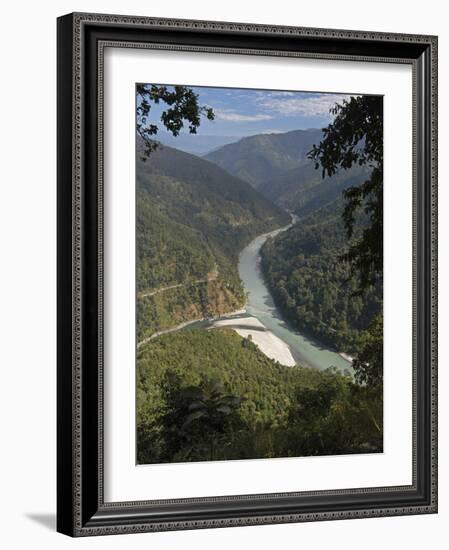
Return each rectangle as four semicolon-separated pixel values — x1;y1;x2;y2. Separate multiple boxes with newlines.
145;85;354;139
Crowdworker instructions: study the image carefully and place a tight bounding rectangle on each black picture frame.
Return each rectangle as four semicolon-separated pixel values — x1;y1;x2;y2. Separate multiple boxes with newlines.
57;12;438;537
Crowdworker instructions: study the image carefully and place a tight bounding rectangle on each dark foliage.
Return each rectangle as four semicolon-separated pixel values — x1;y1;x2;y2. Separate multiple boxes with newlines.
261;200;382;354
137;84;214;159
137;330;383;464
309;96;383;291
352;314;383;387
158;374;244;461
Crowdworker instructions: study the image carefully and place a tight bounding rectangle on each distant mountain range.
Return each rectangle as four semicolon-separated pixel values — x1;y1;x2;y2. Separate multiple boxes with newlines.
205;129;370;215
153;133;240;156
136;139;289;340
205;129;321;187
136;128;371;340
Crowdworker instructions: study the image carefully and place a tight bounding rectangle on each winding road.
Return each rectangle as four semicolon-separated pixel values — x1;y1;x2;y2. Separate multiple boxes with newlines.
138;269;218;299
137;218;352;374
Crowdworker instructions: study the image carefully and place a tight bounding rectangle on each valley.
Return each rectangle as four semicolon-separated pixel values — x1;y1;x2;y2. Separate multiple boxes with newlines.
136;139;289;342
135;98;383;464
136;130;379;369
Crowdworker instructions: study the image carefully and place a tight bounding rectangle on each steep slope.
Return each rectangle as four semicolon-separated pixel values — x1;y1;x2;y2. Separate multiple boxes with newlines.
136;141;290;340
205;129;321;190
205;128;369;215
259;162;370;216
260;198;382;353
137;329;383;463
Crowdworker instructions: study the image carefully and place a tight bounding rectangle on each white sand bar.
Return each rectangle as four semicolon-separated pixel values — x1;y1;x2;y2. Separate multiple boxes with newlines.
213;316;264;329
212;316;296;367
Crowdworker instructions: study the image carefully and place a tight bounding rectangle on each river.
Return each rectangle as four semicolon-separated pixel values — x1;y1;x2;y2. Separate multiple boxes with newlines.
237;221;353;373
144;219;353;373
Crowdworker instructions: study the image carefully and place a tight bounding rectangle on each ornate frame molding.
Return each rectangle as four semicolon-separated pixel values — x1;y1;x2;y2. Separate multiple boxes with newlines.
57;12;437;537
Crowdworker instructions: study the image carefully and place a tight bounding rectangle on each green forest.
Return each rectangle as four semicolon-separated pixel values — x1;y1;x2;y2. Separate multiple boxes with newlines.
260;198;382;355
137;330;382;464
136;141;289;341
136;88;384;464
205;128;369;216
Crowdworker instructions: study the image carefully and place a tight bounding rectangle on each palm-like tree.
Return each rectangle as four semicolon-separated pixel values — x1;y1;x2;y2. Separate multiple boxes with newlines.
181;379;242;460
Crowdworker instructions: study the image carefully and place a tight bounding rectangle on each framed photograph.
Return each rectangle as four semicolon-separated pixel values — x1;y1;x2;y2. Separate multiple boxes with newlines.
57;12;438;536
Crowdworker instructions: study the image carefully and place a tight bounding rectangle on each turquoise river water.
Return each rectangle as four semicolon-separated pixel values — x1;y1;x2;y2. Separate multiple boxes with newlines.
237;223;352;373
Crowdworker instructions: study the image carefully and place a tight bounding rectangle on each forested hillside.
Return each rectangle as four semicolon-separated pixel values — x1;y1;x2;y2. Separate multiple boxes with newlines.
205;129;321;189
261;199;382;354
136;140;289;340
205;128;368;215
259;162;369;217
135;88;383;466
137;329;383;463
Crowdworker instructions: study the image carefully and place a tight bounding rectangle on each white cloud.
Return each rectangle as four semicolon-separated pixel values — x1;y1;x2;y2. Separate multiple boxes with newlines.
266;91;296;97
214;109;273;122
256;93;352;118
258;128;288;134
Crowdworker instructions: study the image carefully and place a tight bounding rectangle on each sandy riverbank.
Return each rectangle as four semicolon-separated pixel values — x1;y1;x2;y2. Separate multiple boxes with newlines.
338;352;354;363
212;316;296;367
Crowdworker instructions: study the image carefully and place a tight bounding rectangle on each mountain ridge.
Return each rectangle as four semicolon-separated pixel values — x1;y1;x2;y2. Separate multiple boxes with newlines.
136;139;290;340
205;128;323;190
205;128;370;215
